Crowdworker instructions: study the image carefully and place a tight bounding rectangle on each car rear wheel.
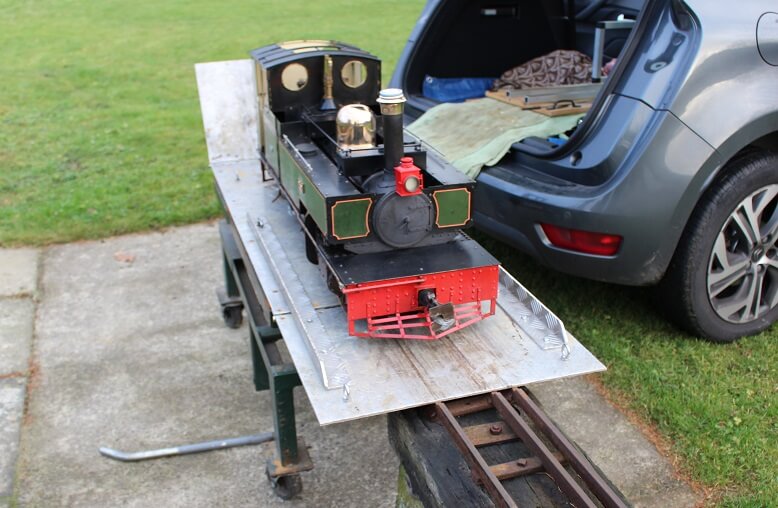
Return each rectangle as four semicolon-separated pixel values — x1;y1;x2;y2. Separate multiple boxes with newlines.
662;151;778;342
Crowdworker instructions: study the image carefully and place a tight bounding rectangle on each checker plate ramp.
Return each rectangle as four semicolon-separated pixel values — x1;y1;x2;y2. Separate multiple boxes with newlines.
196;60;605;425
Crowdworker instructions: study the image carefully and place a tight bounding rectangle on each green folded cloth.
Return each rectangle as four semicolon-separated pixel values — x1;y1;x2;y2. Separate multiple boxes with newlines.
406;98;583;179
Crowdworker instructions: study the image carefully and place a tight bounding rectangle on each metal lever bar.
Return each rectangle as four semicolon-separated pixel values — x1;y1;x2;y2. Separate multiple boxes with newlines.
99;432;274;462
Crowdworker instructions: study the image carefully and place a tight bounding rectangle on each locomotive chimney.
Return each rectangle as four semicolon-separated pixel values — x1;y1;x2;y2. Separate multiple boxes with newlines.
377;88;406;175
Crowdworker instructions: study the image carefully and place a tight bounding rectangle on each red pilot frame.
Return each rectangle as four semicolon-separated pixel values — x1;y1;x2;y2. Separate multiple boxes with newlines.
394;157;424;197
342;265;500;340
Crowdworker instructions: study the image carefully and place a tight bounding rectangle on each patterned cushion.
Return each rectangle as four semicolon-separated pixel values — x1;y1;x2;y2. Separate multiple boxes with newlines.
493;50;593;90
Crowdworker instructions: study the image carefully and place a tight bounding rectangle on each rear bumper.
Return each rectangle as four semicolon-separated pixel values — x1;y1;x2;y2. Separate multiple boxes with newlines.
472;185;668;286
473;208;659;286
471;105;720;286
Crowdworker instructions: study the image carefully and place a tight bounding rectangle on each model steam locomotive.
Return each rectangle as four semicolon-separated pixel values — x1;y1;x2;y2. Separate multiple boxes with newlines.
251;40;500;339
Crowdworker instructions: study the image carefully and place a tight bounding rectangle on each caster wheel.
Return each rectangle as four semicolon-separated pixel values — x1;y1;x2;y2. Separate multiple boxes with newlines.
267;472;303;500
221;304;244;329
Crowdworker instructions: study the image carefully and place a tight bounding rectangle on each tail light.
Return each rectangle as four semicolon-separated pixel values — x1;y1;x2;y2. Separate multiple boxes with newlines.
540;223;622;256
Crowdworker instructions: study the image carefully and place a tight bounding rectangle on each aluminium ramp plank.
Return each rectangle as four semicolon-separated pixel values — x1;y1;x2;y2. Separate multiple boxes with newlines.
196;60;606;426
212;161;605;425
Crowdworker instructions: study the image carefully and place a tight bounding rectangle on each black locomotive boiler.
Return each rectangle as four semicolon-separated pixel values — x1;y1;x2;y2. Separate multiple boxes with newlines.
251;40;500;339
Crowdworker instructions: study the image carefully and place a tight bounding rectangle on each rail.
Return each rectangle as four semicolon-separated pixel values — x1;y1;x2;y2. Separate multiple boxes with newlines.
433;387;628;508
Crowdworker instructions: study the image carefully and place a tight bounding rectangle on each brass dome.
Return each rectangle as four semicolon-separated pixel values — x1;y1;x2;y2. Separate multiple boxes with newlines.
336;104;376;150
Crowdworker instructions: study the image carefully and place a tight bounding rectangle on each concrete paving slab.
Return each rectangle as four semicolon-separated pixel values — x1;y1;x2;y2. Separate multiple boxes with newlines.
12;221;697;507
16;223;398;507
0;298;35;375
0;248;39;297
0;377;26;497
531;377;699;508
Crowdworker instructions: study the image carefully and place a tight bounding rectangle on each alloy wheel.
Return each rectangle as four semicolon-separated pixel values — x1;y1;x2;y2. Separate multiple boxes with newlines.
707;184;778;323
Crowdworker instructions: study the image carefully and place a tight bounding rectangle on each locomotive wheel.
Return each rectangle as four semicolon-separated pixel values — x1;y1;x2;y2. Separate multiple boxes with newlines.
304;214;320;265
305;234;318;265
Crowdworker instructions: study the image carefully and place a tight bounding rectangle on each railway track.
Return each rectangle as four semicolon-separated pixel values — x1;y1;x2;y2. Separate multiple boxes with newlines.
431;387;628;508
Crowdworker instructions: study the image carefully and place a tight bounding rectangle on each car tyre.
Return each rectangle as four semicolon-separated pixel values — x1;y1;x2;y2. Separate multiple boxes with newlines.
661;150;778;342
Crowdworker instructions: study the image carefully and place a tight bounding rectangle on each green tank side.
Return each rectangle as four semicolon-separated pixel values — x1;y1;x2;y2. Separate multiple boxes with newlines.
278;144;328;232
433;188;472;228
330;198;372;240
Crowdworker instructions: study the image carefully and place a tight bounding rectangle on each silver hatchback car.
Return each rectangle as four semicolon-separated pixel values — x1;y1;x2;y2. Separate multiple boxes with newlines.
390;0;778;342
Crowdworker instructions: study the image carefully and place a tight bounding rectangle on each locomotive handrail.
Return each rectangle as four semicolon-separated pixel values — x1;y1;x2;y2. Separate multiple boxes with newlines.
301;110;340;148
301;108;425;156
282;134;316;175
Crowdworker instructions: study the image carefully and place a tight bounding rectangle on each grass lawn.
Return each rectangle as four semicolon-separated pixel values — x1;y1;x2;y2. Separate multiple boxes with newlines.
1;1;775;506
0;0;422;245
